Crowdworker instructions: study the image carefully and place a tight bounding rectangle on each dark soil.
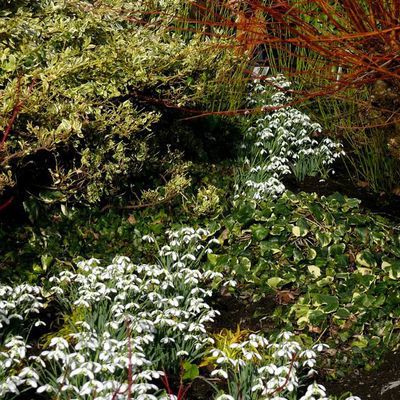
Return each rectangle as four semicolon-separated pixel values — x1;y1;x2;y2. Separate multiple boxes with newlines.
187;372;217;400
324;350;400;399
209;292;276;333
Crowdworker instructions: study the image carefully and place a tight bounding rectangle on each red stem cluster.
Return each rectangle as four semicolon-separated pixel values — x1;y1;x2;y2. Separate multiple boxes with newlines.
0;77;35;213
141;0;400;123
161;369;191;400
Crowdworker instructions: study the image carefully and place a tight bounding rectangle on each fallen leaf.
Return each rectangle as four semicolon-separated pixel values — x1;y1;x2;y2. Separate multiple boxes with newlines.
128;214;137;224
218;228;229;244
356;180;369;188
309;325;322;334
275;289;300;305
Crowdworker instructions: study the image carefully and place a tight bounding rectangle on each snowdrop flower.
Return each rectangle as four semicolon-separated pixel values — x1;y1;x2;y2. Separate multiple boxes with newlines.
37;384;54;393
278;331;294;340
222;279;237;287
215;394;235;400
300;383;328;400
313;343;329;352
142;235;155;243
181;254;196;261
211;369;228;379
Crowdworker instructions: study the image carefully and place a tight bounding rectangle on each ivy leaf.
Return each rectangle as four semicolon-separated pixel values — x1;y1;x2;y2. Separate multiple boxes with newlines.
356;250;377;268
329;243;346;256
313;294;339;313
316;231;332;247
306;248;317;260
251;225;269;241
292;226;301;237
335;307;351;319
271;224;285;236
382;258;400;279
351;335;369;349
267;277;284;289
182;361;199;381
308;265;321;278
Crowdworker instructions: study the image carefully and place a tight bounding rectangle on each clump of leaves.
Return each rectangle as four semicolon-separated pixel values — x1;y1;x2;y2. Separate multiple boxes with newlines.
201;326;252;368
191;184;224;218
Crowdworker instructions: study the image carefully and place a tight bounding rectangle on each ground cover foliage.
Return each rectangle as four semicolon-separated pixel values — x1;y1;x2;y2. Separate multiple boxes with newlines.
212;192;400;372
1;1;400;399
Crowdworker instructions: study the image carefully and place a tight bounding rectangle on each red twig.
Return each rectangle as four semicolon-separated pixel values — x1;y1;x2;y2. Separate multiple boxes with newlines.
267;353;298;397
0;77;35;150
0;196;14;213
126;320;133;400
161;371;174;397
161;370;191;400
111;382;124;400
0;77;35;213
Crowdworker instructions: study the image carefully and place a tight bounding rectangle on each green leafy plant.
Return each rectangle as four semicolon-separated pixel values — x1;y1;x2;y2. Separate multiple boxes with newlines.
209;191;400;372
190;184;224;218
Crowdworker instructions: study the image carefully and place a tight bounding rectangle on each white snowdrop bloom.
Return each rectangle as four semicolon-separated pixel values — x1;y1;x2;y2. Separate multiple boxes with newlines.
312;343;329;352
300;349;317;359
203;270;223;280
216;355;228;364
345;397;361;400
278;331;294;340
210;369;229;379
263;364;278;375
212;349;223;357
303;358;316;368
208;238;220;245
181;254;196;261
18;366;39;381
70;367;94;380
215;395;235;400
74;298;90;307
301;383;328;398
2;379;18;394
77;380;104;396
307;368;318;378
133;382;159;394
36;384;54;394
49;286;64;295
222;279;237;287
142;235;155;243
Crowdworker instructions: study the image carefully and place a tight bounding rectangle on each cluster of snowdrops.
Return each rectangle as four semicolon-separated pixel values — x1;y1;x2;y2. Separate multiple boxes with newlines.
1;227;359;399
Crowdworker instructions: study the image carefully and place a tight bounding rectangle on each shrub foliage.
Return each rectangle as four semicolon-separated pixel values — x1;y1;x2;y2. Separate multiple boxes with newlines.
0;0;237;203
